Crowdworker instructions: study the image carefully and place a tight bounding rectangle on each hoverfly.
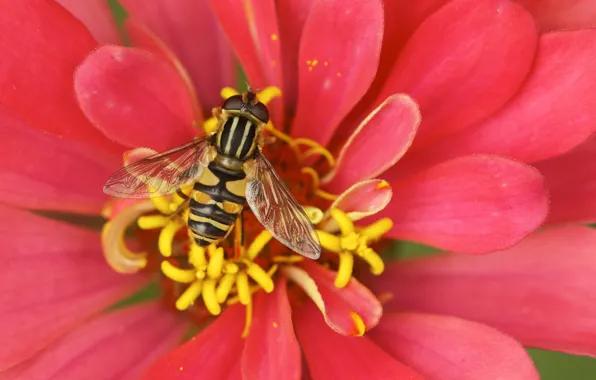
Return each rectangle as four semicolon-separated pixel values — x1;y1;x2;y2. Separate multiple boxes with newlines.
103;91;321;259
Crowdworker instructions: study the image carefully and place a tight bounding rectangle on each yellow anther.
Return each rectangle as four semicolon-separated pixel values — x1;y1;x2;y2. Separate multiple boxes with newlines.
247;230;273;259
242;299;253;339
317;230;342;252
137;215;169;230
189;244;207;267
206;245;225;278
361;249;385;275
272;255;304;264
161;261;197;283
236;272;251;305
150;195;172;215
175;281;202;311
246;263;274;293
202;278;221;315
360;218;393;241
350;312;366;337
257;86;282;105
335;252;354;288
203;117;219;134
158;219;185;257
304;206;324;224
376;180;390;190
330;208;354;235
221;87;239;99
216;273;236;303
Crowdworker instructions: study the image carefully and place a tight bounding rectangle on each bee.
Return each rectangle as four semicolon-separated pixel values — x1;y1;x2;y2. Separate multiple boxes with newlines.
103;91;321;259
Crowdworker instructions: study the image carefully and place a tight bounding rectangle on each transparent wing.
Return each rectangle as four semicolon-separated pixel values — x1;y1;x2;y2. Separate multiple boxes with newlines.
104;136;212;198
245;153;321;259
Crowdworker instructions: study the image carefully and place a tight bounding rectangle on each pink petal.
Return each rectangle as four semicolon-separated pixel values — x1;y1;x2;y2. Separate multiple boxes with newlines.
294;301;424;380
383;155;549;254
242;279;301;380
120;0;235;111
370;313;539;380
75;45;198;151
0;0;120;153
143;304;245;379
283;261;382;336
276;0;319;109
0;205;146;370
3;303;186;380
535;136;596;225
56;0;121;44
377;0;537;146
366;226;596;356
0;109;117;213
323;94;420;192
517;0;596;31
291;0;384;146
395;28;596;176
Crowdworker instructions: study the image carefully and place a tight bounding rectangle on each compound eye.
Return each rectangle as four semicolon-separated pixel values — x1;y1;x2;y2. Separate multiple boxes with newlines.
251;102;270;123
222;95;244;111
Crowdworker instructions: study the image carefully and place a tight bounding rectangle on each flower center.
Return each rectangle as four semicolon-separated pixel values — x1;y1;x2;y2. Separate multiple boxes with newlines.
101;87;393;335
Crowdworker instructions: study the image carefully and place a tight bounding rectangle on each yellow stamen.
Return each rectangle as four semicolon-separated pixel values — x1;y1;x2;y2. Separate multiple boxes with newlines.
207;245;225;278
158;219;185;257
175;281;202;311
189;244;207;267
350;312;366;337
137;215;169;229
317;230;342;252
221;87;239;99
292;138;336;167
161;261;197;283
272;255;304;264
360;218;393;241
246;262;275;292
202;278;221;315
257;86;282;105
304;206;324;224
150;195;172;215
242;299;253;338
335;252;354;288
315;188;340;201
203;117;219;134
215;273;236;303
247;230;273;259
236;272;251;305
301;167;320;189
331;208;354;235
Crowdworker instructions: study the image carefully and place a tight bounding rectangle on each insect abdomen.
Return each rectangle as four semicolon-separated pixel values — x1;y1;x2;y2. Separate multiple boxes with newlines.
188;162;247;246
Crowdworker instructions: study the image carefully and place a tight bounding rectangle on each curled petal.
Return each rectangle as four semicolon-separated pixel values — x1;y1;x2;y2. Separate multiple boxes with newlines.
143;304;245;379
121;0;235;111
75;45;197;151
282;261;381;336
56;0;121;44
0;0;120;153
242;279;301;380
294;301;423;380
370;313;539;380
379;0;537;144
366;226;596;357
291;0;384;146
2;303;187;380
516;0;596;31
383;155;549;254
0;205;146;370
323;94;420;192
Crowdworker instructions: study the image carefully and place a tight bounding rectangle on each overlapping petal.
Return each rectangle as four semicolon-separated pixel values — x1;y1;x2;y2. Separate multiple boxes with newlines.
75;45;198;151
366;226;596;357
323;94;419;192
0;205;146;370
0;109;117;213
294;302;424;380
283;261;382;336
0;0;119;153
291;0;384;146
2;303;186;380
370;313;539;380
535;137;596;225
378;0;537;145
383;155;548;253
56;0;121;44
242;279;301;380
517;0;596;31
325;179;393;226
120;0;235;111
143;304;245;379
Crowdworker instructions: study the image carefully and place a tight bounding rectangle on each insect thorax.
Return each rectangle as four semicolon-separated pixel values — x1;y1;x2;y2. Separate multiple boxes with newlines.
215;114;258;162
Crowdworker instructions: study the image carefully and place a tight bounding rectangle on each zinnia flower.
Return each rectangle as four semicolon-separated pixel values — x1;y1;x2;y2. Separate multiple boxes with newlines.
1;0;596;379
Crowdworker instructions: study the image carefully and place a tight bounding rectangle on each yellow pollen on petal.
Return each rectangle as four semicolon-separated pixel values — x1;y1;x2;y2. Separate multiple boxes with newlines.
271;34;278;40
376;180;390;190
158;219;185;257
350;312;366;337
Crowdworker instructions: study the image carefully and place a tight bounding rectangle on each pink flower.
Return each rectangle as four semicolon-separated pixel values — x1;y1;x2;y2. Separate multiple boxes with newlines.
1;0;596;379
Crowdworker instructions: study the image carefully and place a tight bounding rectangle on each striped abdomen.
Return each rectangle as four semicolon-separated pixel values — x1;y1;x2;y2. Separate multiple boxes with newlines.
216;115;258;161
187;162;247;246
